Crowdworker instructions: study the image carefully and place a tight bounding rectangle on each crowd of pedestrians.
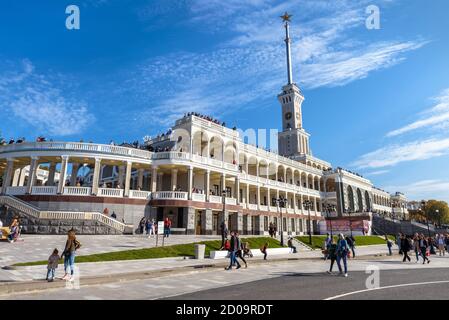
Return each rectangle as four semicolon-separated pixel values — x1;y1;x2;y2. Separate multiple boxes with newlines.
396;232;449;264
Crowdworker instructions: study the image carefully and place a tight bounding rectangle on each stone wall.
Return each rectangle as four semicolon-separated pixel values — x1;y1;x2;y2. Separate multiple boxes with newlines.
0;206;122;235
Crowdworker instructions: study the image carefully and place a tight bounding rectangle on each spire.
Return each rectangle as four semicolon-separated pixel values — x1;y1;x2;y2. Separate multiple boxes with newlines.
280;12;293;85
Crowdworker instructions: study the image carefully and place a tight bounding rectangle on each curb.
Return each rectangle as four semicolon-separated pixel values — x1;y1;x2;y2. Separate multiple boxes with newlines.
0;252;392;296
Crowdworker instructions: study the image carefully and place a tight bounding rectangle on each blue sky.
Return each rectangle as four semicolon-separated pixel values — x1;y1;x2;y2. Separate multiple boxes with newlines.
0;0;448;202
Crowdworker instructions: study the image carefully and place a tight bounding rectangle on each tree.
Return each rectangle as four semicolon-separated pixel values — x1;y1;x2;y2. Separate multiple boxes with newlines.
423;200;449;225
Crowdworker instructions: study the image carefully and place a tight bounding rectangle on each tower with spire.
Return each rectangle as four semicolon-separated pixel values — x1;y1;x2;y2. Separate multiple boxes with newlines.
277;12;311;158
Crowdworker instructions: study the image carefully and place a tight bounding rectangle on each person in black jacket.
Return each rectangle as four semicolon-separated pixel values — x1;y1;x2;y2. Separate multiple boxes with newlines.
225;231;241;270
220;221;228;250
401;234;411;262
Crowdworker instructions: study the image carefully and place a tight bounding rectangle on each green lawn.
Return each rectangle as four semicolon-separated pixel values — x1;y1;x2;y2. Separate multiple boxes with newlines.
13;237;281;267
296;235;395;250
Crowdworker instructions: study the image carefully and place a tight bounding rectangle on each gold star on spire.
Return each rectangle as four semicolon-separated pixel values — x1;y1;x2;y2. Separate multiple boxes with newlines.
280;12;292;23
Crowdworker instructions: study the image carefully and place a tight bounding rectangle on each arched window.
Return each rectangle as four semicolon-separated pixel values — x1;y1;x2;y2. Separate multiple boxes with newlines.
347;186;355;212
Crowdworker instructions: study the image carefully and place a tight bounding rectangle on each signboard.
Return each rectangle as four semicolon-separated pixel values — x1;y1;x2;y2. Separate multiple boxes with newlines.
325;219;370;234
157;221;164;235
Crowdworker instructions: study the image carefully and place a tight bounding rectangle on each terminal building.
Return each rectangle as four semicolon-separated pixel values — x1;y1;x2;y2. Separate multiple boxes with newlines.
0;14;405;235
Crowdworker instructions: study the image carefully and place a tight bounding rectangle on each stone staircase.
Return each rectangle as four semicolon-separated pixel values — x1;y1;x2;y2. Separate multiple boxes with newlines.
0;195;133;235
372;214;447;236
273;234;313;251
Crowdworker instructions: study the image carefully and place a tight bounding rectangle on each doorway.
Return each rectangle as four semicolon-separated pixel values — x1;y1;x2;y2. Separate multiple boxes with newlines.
195;210;202;235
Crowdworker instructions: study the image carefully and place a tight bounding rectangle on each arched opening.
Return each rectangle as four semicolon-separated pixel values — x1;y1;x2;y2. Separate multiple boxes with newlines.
307;174;313;189
209;136;223;161
325;178;336;192
301;172;307;188
347;186;355;212
247;156;258;176
223;141;237;164
357;188;363;212
277;165;285;182
286;167;293;185
238;153;247;173
192;131;209;156
268;163;277;180
365;190;371;212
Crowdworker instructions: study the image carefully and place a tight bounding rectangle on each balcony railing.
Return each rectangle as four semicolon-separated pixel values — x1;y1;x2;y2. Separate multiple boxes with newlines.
98;188;124;198
31;186;57;195
248;204;258;210
209;195;222;203
259;205;268;212
63;187;92;196
152;191;188;200
192;193;206;202
5;186;27;195
129;190;151;199
225;197;237;205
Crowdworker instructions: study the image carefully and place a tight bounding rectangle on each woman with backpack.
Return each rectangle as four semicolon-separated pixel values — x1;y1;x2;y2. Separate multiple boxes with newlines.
336;233;349;277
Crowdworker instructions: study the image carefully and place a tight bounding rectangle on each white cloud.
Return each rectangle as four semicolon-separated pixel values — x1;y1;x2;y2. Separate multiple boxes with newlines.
383;180;449;202
387;88;449;137
0;60;94;136
352;137;449;169
365;170;390;176
131;0;425;127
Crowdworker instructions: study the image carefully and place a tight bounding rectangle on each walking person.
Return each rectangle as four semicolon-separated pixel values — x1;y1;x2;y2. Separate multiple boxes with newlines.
147;219;154;238
419;234;430;264
386;235;393;256
413;234;421;263
269;223;275;238
346;235;356;258
46;248;59;282
220;221;228;250
401;234;411;262
164;217;172;238
261;242;268;260
139;217;146;234
61;229;81;282
235;232;247;268
225;231;241;270
438;234;445;256
326;239;338;274
324;233;332;260
397;233;403;255
336;234;349;277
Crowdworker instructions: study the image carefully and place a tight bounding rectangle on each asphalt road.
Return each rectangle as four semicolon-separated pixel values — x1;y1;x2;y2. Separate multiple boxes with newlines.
169;267;449;300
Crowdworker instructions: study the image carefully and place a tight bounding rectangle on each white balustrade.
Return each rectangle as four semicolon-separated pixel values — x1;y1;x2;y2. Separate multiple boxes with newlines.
248;203;258;210
258;177;268;184
152;191;188;200
129;190;151;199
287;208;295;214
268;180;277;186
31;186;57;195
192;193;206;202
248;175;258;182
209;195;222;203
224;163;238;171
225;197;237;205
259;205;268;212
98;188;124;198
5;186;27;195
270;206;278;213
209;158;223;168
63;187;92;196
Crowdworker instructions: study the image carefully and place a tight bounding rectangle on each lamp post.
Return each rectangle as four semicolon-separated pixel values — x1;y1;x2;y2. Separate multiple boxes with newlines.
325;204;336;237
276;197;287;246
303;199;313;245
347;209;353;237
222;189;227;226
421;200;430;237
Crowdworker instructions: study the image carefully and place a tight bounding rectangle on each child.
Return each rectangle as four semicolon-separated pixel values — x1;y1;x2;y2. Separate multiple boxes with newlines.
47;248;60;282
261;242;268;260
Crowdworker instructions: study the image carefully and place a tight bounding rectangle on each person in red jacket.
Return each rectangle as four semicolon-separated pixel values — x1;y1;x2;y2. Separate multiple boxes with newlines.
164;217;172;238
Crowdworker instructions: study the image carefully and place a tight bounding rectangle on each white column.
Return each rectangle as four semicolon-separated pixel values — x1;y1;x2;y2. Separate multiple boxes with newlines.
205;170;210;201
157;172;163;192
188;166;193;200
11;168;20;187
91;158;101;196
124;161;132;197
235;177;240;204
171;169;178;191
257;186;261;208
70;163;80;186
137;169;144;189
26;157;39;194
151;166;157;192
47;162;56;186
246;184;250;205
221;173;226;195
18;167;27;187
118;165;125;188
1;159;15;194
267;188;271;210
57;156;69;194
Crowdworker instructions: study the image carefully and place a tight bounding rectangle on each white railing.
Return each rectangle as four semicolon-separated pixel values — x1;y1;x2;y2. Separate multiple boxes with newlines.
247;175;258;182
192;193;206;202
268;180;277;186
0;141;153;160
152;152;190;161
223;163;238;171
63;187;92;196
225;197;237;205
287;208;295;214
98;188;124;198
258;177;268;184
248;203;258;210
209;158;223;168
0;195;127;232
209;195;222;203
270;206;278;213
31;186;57;195
129;190;151;199
259;205;268;212
5;186;27;195
277;182;287;188
152;191;188;200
